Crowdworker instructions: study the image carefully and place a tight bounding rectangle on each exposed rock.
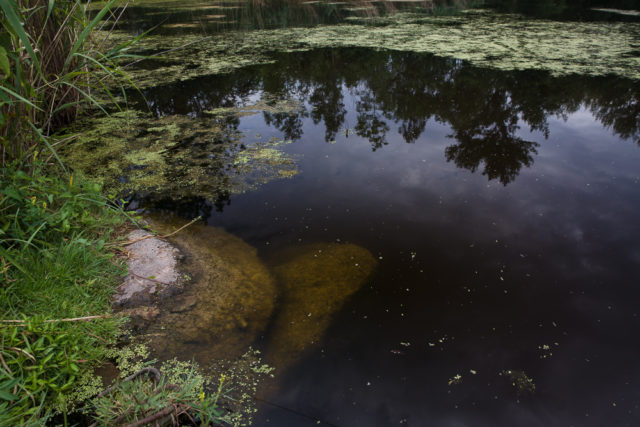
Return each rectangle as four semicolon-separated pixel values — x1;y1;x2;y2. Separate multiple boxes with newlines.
114;219;376;385
114;230;182;307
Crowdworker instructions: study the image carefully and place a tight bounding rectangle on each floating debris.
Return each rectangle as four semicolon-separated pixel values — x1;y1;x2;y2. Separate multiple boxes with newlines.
500;369;536;395
101;9;640;91
448;374;462;386
61;109;299;201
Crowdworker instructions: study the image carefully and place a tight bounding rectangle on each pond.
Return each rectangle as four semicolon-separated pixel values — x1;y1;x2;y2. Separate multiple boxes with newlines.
80;1;640;425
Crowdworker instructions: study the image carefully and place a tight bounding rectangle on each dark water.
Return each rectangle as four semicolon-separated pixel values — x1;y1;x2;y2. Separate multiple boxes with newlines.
113;0;437;35
115;0;640;423
132;47;640;426
112;0;640;37
487;0;640;20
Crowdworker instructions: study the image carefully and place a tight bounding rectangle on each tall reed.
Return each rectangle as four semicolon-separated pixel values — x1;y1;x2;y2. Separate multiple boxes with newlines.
0;0;139;169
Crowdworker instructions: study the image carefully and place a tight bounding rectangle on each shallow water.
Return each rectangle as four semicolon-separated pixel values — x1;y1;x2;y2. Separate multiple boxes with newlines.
110;3;640;426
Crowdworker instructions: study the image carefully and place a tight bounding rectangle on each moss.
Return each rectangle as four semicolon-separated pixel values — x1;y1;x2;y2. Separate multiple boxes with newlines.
233;137;299;190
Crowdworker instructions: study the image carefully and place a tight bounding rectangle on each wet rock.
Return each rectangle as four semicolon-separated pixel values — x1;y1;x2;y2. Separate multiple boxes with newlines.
168;294;198;313
265;243;377;370
114;230;182;307
122;306;161;321
145;218;277;364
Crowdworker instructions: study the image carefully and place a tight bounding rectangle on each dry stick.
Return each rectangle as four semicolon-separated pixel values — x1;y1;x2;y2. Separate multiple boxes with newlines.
87;332;107;343
50;133;79;148
0;314;110;325
0;352;12;375
121;216;201;247
6;347;36;363
122;404;178;427
97;0;131;52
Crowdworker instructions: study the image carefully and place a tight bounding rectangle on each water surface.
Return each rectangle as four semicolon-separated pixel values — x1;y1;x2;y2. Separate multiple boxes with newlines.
116;4;640;426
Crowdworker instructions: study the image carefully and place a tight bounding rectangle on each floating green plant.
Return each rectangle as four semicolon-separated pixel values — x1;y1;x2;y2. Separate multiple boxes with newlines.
60;106;299;200
104;9;640;90
501;369;536;395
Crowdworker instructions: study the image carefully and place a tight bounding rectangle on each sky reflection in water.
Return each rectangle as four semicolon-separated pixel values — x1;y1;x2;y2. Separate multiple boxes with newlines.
139;48;640;426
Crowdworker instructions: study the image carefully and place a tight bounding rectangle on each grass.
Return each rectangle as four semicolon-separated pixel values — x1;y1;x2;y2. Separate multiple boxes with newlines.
0;0;142;423
0;165;131;424
1;1;247;423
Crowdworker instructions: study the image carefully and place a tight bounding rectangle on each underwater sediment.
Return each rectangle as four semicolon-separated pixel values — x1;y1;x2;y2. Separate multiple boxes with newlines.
142;218;278;364
265;243;377;369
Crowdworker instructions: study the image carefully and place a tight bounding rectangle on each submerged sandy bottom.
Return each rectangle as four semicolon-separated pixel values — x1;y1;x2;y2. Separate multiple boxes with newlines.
141;217;376;385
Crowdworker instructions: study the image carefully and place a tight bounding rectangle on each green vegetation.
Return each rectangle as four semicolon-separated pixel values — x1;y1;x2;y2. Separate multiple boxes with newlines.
0;163;130;423
90;359;230;426
61;104;300;202
0;0;140;167
0;1;240;424
0;0;138;422
92;344;274;426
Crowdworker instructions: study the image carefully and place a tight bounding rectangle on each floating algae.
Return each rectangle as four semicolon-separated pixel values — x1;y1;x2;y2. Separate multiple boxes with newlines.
103;9;640;90
265;243;377;370
141;217;277;364
60;107;299;201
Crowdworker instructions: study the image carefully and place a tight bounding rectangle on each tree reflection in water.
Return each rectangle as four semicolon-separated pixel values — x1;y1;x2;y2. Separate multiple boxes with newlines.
138;47;640;186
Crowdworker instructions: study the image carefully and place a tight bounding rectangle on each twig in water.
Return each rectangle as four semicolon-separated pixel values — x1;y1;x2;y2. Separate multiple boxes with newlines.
120;216;202;247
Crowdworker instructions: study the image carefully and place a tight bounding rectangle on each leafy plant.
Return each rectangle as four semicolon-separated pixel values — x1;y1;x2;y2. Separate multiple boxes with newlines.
90;360;232;426
0;318;120;425
0;165;130;423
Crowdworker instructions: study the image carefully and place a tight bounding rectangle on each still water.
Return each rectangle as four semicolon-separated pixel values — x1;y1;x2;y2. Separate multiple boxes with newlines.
118;3;640;426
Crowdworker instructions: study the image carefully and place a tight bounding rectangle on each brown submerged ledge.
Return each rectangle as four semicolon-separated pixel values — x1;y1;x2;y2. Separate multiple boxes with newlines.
113;217;277;365
114;217;377;386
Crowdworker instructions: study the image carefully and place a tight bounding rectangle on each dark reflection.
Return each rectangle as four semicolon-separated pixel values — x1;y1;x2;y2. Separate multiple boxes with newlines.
111;0;437;35
135;48;640;185
107;0;640;38
486;0;640;20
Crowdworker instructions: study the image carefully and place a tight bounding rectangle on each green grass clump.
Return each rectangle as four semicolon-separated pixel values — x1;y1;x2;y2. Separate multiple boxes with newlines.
0;165;129;424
